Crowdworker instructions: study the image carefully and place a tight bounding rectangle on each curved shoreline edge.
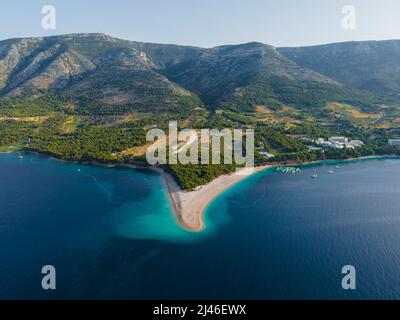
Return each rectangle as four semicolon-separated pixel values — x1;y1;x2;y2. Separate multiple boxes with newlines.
159;155;399;232
2;151;398;231
157;166;272;232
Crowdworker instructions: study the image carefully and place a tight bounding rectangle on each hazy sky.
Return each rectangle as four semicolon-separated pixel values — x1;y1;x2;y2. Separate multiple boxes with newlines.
1;0;400;47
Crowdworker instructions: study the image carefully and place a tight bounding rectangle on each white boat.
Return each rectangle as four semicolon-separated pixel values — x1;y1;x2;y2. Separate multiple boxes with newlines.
311;169;318;178
18;153;24;159
328;170;334;174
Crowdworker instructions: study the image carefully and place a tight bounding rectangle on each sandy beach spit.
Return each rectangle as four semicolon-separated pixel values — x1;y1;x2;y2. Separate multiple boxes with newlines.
3;151;396;231
158;166;271;231
157;155;398;231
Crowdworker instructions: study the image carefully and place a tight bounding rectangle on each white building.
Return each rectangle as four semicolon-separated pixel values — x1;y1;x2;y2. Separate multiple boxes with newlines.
388;139;400;148
321;141;343;149
259;151;274;159
348;140;364;148
307;146;322;151
329;136;349;144
316;136;363;149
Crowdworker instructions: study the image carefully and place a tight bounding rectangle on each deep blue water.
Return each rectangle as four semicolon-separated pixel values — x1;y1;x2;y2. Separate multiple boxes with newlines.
1;153;400;299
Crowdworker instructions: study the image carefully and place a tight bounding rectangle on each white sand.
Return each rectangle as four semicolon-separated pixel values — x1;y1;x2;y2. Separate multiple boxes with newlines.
158;166;271;231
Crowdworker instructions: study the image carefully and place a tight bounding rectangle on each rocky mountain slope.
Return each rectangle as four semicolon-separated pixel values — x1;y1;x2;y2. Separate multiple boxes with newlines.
0;34;394;115
166;41;379;112
279;40;400;102
0;34;202;114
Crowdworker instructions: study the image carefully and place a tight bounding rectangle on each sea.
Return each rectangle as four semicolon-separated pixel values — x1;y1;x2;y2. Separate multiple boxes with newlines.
1;153;400;299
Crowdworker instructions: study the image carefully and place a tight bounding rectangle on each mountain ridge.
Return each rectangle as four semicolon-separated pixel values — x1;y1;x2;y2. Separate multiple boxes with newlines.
1;33;397;115
278;39;400;102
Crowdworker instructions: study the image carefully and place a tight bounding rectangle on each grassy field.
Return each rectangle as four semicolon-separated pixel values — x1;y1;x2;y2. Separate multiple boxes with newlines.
63;116;81;133
0;142;25;153
326;102;380;124
0;116;49;123
255;105;271;114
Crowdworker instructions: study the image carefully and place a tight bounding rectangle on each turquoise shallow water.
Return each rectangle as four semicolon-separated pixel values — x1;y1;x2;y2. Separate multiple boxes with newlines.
1;153;400;299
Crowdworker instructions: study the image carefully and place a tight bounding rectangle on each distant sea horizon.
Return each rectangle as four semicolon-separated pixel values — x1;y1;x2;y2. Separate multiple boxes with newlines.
1;152;400;299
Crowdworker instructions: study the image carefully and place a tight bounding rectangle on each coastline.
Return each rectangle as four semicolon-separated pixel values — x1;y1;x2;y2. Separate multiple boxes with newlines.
157;166;271;231
158;154;399;232
2;151;398;231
